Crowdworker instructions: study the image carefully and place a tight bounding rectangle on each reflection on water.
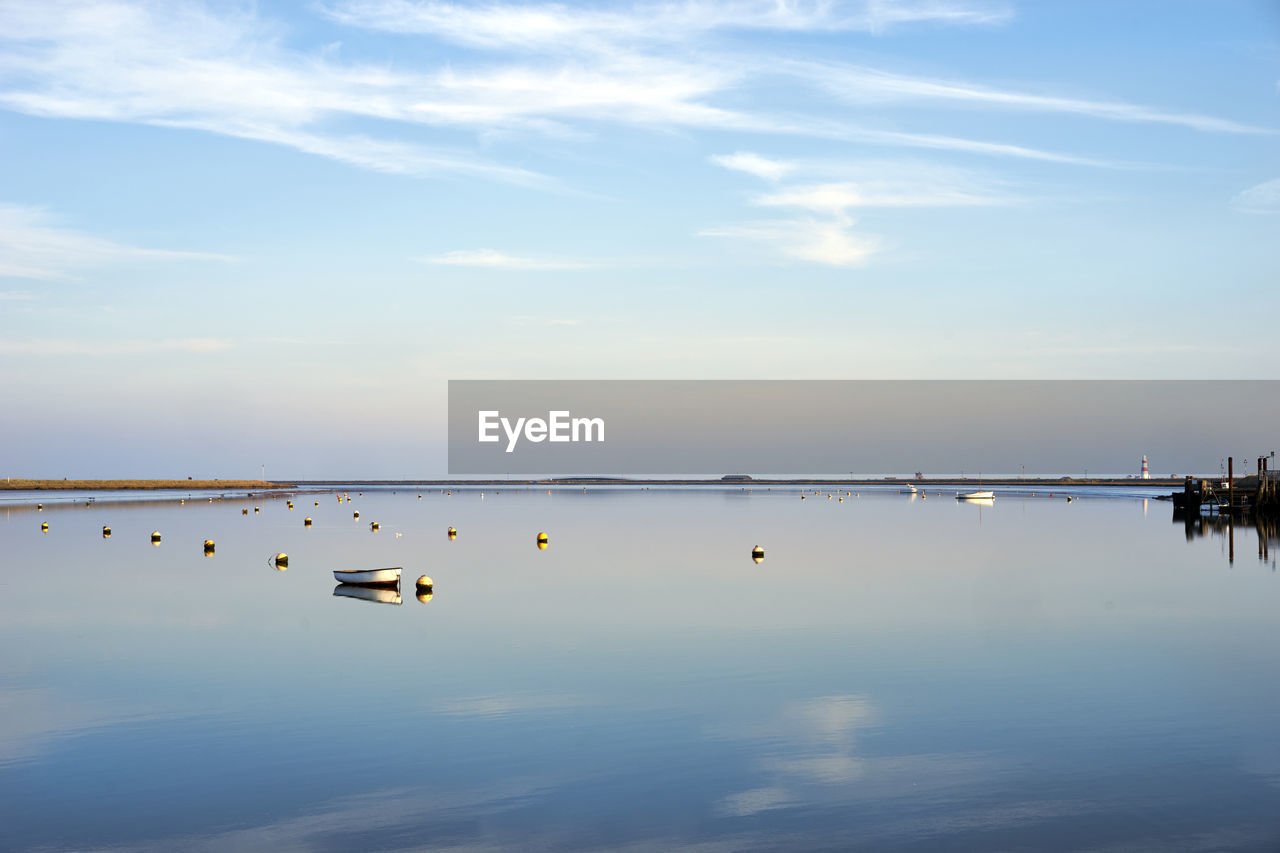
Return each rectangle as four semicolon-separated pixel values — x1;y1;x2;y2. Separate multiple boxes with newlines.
1;486;1278;851
333;583;402;605
1174;505;1279;569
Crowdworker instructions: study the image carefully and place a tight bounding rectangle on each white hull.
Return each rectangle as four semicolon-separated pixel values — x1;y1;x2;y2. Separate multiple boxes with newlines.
333;567;402;586
956;491;994;500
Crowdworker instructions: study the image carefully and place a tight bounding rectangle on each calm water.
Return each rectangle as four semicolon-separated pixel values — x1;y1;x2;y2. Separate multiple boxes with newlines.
2;486;1278;852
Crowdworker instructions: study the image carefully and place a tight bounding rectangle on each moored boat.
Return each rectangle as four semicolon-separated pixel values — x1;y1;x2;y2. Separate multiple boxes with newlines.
332;567;402;586
956;491;994;500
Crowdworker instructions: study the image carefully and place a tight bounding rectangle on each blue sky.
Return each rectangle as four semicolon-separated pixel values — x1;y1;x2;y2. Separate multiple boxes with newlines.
0;0;1277;477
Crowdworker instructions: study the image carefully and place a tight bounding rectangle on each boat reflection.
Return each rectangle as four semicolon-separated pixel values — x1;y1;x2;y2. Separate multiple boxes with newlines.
333;583;402;605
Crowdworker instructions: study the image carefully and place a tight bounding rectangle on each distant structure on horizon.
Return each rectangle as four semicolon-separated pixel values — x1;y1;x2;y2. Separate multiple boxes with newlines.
1142;455;1150;479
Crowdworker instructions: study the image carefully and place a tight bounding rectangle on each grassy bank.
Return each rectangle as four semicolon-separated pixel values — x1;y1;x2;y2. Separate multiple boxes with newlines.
0;479;295;491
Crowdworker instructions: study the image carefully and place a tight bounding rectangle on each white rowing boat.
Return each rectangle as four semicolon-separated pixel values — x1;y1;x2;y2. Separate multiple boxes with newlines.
333;567;402;586
956;491;994;500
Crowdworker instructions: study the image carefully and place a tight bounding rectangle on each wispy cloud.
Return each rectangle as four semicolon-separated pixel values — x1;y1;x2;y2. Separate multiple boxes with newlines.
0;337;234;356
754;180;1012;212
711;151;795;182
791;61;1276;135
3;0;1243;190
705;159;1013;265
1231;178;1280;213
424;249;596;270
0;203;233;280
321;0;1015;48
702;216;880;267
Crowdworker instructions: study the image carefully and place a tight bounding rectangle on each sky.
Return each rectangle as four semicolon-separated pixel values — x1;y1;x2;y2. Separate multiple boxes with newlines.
0;0;1277;478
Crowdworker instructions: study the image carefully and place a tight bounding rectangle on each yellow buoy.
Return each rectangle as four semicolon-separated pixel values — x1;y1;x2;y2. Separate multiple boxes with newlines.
304;517;312;526
204;539;215;552
180;499;185;505
353;511;360;519
274;552;288;567
102;525;111;537
839;497;843;502
287;501;293;509
416;590;433;603
41;521;48;531
536;532;549;549
751;545;764;563
370;521;380;531
151;531;162;544
801;495;806;500
447;526;457;539
242;508;249;515
416;574;433;589
418;494;422;499
37;504;43;510
254;507;260;514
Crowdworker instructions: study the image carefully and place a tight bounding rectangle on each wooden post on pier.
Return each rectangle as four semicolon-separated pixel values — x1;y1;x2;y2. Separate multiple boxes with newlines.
1228;456;1234;513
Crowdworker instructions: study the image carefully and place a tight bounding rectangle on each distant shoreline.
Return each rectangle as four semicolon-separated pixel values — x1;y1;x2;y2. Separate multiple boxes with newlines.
0;479;295;491
1;477;1187;491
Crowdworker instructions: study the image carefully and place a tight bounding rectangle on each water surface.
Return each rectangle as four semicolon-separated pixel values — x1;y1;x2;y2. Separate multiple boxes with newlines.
2;486;1277;851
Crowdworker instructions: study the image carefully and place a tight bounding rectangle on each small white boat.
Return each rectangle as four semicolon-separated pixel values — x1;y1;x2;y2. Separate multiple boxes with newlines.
956;491;994;500
332;567;402;586
333;584;402;605
900;484;918;493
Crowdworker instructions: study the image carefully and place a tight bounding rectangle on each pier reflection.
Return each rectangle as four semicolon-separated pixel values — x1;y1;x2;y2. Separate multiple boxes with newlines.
1172;508;1278;568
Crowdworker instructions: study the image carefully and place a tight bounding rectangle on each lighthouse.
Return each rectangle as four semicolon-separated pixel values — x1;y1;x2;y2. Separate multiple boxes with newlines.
1141;455;1149;479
